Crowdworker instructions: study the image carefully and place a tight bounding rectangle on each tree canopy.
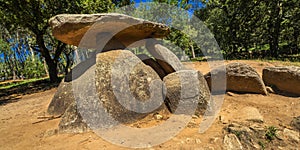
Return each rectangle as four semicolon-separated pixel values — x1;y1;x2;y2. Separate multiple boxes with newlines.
195;0;300;59
0;0;299;82
0;0;119;82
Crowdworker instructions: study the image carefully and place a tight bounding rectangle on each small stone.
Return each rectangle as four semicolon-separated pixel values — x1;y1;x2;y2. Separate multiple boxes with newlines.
210;137;220;144
207;146;214;150
266;86;274;93
249;123;265;136
226;92;235;96
223;134;243;150
238;107;264;123
291;116;300;130
154;114;163;120
228;123;252;134
283;128;299;143
192;115;199;119
195;138;202;144
219;115;229;124
276;130;284;140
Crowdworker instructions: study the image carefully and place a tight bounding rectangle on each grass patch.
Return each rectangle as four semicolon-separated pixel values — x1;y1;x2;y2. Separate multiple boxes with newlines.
265;126;277;142
0;77;62;105
0;78;49;90
258;141;266;150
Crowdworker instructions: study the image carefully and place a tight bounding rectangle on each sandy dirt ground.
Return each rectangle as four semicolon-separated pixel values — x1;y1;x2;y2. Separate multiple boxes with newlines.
0;60;299;150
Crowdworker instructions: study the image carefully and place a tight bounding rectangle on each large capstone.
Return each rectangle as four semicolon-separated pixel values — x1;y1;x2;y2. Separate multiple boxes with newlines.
205;63;268;95
49;13;170;50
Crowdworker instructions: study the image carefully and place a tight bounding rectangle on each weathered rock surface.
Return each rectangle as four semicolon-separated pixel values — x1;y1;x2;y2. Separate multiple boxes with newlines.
291;116;300;130
205;62;268;95
137;54;167;79
58;102;88;133
283;128;299;143
47;58;95;116
146;40;186;74
263;66;300;96
163;70;211;115
237;106;264;123
47;80;74;116
95;50;169;123
226;123;262;149
96;34;126;52
49;13;170;49
223;134;243;150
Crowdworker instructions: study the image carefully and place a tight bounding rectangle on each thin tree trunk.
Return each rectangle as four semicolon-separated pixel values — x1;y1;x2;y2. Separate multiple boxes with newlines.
43;59;49;77
36;34;59;82
268;1;281;58
29;46;35;62
190;43;196;59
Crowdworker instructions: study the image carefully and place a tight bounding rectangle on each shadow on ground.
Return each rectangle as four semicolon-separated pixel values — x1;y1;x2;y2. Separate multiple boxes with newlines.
0;79;60;106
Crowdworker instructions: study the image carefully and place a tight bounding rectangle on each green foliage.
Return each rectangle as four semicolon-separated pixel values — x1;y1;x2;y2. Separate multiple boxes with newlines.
258;141;266;150
195;0;300;59
23;56;46;79
116;1;203;59
265;126;277;142
0;36;46;80
0;0;118;82
231;130;243;140
0;78;45;90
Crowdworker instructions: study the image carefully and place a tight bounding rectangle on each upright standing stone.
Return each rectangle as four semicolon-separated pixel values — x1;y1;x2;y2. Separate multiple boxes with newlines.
163;70;211;115
47;80;74;116
146;39;186;74
263;66;300;96
95;50;169;123
137;54;167;79
205;63;268;95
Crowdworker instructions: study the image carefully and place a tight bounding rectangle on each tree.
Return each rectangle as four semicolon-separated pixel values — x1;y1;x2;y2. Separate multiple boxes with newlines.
195;0;300;59
116;0;203;58
0;0;114;82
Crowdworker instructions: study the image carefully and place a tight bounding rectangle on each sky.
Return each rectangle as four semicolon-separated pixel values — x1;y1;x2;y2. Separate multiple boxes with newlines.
133;0;204;14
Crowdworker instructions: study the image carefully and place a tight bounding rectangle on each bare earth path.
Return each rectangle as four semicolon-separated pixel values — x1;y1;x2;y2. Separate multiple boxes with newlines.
0;60;299;150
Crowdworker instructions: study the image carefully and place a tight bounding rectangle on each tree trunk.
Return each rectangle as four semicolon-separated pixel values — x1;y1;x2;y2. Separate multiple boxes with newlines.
190;43;196;59
292;28;299;54
29;46;35;62
43;59;49;77
36;34;60;83
64;50;71;75
268;1;281;58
